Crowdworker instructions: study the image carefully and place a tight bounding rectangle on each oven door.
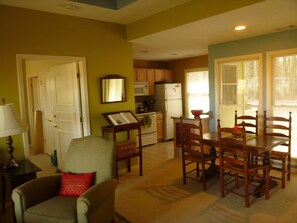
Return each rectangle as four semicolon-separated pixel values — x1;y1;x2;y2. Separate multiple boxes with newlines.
136;113;157;146
140;132;157;146
137;114;157;134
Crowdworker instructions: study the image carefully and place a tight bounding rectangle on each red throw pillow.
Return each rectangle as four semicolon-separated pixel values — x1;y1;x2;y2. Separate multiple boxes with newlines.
58;172;95;196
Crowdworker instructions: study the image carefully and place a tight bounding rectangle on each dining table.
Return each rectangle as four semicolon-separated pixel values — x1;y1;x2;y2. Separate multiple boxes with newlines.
202;132;289;196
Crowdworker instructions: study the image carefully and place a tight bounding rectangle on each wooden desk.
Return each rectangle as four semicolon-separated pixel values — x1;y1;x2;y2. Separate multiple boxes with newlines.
1;160;41;213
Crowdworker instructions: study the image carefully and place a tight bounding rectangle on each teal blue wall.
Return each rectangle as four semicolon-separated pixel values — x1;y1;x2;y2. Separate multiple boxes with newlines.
208;29;297;130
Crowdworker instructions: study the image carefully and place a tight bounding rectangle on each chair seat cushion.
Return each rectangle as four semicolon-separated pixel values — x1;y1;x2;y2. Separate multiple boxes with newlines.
24;196;78;223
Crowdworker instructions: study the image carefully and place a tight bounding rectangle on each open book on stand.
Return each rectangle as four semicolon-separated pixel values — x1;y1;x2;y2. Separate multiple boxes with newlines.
107;112;138;126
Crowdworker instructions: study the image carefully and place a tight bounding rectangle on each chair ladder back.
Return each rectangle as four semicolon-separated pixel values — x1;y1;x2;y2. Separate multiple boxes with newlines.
217;118;269;207
235;110;258;135
263;110;292;188
263;111;292;141
218;120;248;160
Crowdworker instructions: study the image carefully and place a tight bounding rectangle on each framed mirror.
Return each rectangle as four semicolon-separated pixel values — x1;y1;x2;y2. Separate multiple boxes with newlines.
100;75;126;104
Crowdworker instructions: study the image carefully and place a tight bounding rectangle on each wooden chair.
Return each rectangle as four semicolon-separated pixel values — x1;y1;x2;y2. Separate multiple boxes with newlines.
180;117;217;191
235;110;259;164
263;111;292;188
217;119;269;207
235;110;258;135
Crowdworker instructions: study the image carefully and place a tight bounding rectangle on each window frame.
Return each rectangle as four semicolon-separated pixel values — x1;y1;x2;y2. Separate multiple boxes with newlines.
184;67;209;116
214;53;263;127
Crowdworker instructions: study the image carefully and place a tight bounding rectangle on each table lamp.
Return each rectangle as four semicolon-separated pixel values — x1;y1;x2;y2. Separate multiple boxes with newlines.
0;103;28;169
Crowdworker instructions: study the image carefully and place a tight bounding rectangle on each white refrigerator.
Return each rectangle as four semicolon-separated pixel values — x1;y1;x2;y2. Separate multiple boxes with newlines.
154;83;182;141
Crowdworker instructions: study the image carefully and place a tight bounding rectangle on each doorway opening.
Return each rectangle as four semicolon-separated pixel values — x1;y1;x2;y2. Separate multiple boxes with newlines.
16;54;90;169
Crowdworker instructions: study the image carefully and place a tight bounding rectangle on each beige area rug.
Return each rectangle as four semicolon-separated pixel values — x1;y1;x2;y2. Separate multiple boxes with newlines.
115;158;297;223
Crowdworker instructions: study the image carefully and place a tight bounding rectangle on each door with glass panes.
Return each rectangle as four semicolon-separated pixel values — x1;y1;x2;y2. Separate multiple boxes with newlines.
218;55;261;128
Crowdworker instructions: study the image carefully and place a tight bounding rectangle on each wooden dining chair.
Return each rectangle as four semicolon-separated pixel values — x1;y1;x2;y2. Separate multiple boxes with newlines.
235;110;258;135
217;119;270;207
180;117;217;191
235;110;259;164
263;111;292;188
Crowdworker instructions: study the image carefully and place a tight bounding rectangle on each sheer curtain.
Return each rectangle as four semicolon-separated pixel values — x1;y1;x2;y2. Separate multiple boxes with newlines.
185;69;209;116
269;52;297;158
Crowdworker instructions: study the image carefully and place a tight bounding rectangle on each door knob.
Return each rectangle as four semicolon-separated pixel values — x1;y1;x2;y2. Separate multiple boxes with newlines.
53;124;58;128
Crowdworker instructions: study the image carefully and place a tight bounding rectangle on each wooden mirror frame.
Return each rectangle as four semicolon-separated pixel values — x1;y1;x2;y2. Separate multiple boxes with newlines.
100;74;126;104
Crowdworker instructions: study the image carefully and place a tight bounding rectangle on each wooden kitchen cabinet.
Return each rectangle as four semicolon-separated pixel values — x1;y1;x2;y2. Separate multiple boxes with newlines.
164;69;173;82
134;68;173;93
154;69;165;82
154;69;173;83
134;68;147;82
147;69;155;95
156;112;163;142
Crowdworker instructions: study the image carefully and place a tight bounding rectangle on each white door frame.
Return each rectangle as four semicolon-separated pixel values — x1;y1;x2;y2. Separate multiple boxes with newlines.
16;54;91;159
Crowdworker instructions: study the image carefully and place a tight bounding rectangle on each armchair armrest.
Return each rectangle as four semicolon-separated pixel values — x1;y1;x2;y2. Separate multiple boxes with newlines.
12;175;62;220
77;178;118;223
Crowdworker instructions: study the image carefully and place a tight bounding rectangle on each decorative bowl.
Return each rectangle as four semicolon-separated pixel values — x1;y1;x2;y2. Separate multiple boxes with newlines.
191;110;203;119
232;125;243;137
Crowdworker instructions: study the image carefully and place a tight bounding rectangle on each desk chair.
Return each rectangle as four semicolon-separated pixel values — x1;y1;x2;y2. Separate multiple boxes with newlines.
264;111;292;188
217;119;269;207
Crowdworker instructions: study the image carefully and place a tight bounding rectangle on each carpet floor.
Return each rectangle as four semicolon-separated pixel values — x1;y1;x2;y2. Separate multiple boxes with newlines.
115;157;297;223
2;141;297;223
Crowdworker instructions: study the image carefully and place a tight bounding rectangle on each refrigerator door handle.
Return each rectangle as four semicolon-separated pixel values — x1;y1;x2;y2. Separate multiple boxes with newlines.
165;100;168;112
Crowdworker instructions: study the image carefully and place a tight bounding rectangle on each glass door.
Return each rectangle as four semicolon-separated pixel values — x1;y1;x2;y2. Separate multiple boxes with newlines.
216;55;261;127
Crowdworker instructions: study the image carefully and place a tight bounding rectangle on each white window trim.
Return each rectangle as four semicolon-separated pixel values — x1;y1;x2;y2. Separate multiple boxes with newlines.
184;67;209;116
266;48;297;114
214;53;263;124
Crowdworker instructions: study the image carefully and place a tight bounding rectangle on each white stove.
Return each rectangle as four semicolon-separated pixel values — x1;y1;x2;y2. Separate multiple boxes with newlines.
135;112;157;147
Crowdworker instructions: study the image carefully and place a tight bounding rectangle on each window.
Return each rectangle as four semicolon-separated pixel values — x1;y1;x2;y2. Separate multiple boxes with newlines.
267;49;297;158
216;54;261;127
185;69;209;116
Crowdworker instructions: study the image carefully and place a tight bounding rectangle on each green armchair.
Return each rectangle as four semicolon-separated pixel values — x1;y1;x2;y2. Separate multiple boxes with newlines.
12;135;118;223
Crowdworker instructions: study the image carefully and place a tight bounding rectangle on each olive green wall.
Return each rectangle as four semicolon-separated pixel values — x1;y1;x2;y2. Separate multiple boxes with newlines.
208;29;297;131
0;5;135;162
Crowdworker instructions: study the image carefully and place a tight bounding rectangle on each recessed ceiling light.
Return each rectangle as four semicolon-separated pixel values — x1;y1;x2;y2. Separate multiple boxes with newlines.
235;25;246;31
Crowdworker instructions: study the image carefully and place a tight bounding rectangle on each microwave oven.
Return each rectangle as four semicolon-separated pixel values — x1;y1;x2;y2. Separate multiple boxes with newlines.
134;82;149;96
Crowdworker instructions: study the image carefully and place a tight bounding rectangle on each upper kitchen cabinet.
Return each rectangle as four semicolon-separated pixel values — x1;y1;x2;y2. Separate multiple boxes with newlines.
147;69;155;95
134;68;173;95
164;70;173;82
134;68;147;82
154;69;173;83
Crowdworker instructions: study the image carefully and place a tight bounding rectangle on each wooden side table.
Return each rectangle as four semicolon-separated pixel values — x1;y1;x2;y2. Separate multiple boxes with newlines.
0;159;41;213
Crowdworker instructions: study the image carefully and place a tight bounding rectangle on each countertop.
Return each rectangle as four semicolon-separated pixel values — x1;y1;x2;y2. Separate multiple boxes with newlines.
172;111;214;120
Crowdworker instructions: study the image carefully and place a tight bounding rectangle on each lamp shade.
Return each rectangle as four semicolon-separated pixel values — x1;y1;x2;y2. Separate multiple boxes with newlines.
0;103;28;137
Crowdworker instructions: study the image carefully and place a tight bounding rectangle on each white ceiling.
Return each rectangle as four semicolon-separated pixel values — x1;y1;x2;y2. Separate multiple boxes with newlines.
0;0;296;61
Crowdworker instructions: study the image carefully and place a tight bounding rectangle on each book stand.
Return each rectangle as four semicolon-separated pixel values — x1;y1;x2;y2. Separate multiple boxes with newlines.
102;111;142;179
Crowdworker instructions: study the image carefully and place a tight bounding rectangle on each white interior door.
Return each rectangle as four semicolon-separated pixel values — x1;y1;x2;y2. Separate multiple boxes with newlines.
50;62;83;171
39;70;55;155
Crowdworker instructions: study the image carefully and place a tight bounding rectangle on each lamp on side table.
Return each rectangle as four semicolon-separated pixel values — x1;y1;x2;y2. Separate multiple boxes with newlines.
0;102;28;169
